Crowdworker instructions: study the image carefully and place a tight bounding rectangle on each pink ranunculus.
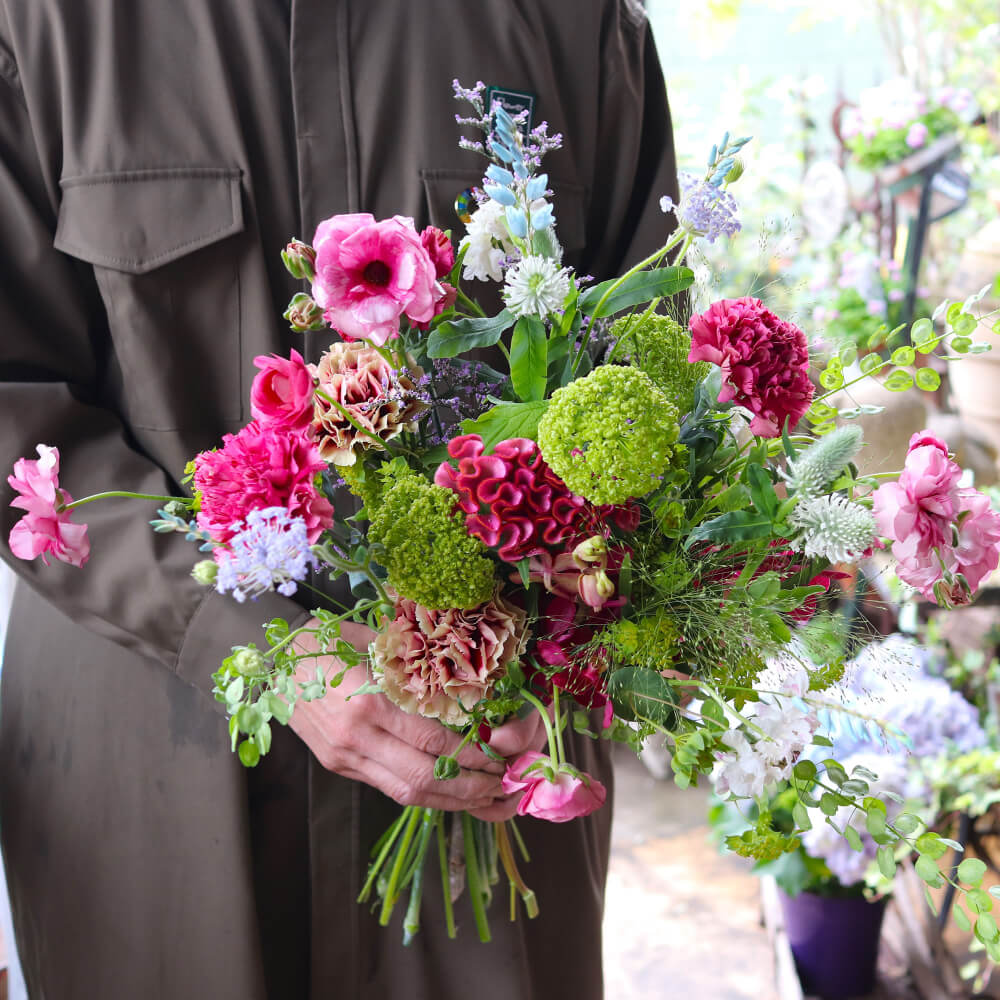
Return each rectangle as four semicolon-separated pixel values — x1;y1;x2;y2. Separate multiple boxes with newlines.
688;297;813;437
250;349;316;433
371;592;528;725
420;226;455;279
872;432;961;562
8;445;90;567
953;489;1000;593
501;751;607;822
311;342;427;466
193;422;333;544
311;213;440;346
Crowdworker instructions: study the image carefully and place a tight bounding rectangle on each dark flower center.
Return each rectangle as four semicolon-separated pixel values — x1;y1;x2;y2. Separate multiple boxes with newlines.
363;259;392;287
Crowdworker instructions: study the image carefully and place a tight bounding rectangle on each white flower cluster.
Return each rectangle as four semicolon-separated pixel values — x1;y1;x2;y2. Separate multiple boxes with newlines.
712;665;820;800
459;200;514;282
503;255;571;320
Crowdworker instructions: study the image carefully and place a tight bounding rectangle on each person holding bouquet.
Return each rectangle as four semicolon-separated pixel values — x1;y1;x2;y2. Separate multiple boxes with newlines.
0;1;679;996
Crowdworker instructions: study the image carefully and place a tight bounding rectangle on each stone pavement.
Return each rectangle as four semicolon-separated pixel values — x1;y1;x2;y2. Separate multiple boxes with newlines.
604;744;778;1000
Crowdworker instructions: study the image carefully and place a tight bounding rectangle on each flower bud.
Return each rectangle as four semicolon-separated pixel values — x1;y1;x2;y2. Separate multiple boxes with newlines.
573;534;607;565
594;570;616;601
232;647;268;678
725;158;745;184
433;755;461;780
283;292;326;332
191;559;219;586
281;239;316;282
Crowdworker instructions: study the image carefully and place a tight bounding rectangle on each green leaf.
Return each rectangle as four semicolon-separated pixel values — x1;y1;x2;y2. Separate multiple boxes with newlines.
859;354;882;375
946;302;964;325
877;845;897;880
792;802;812;832
812;734;833;748
968;889;994;914
883;368;914;392
915;854;944;887
820;792;840;817
844;825;864;852
510;315;548;402
976;913;1000;945
427;310;513;358
606;667;678;727
793;760;817;781
577;266;694;318
951;336;973;354
819;368;844;391
916;832;949;860
968;342;993;355
959;858;988;888
238;739;261;768
262;691;292;725
891;346;915;366
838;345;858;368
460;399;550;451
954;906;972;932
894;812;921;835
911;318;937;353
842;779;870;797
914;368;941;391
953;312;978;337
685;510;774;548
823;760;848;786
866;809;887;838
746;464;778;518
255;721;272;756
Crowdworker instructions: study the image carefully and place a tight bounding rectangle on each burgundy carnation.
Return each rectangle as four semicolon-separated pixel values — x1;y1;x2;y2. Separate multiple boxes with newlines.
193;421;333;544
688;297;813;437
434;434;590;561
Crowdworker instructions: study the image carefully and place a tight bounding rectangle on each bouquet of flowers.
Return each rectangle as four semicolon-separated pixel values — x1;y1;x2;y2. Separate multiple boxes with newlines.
9;80;1000;950
840;77;975;170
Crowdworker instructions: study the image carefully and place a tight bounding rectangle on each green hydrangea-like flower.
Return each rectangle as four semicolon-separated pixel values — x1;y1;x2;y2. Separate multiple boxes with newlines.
368;465;496;610
603;612;681;671
538;366;679;505
611;313;711;415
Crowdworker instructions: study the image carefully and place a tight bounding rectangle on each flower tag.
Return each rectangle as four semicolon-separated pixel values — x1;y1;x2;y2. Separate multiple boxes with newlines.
485;86;535;135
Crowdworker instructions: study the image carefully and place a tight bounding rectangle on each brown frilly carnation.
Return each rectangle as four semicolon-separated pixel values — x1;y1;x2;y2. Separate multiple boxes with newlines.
372;592;528;725
311;342;428;465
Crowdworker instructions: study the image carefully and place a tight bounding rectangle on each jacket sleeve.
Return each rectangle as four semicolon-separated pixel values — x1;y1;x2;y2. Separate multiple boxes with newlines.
0;41;308;704
581;0;681;280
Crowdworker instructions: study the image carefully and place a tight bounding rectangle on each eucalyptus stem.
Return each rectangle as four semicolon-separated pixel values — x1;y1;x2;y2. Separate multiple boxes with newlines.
462;811;491;943
60;490;186;512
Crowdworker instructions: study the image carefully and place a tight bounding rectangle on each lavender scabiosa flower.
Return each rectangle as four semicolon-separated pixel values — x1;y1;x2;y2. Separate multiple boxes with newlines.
215;506;315;603
661;173;741;244
503;254;571;319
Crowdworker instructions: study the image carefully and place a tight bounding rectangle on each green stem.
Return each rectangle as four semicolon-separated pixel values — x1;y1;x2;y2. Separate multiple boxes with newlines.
552;686;566;767
401;809;438;946
462;811;491;943
379;806;423;925
358;809;409;904
436;813;457;939
456;288;487;318
518;688;559;762
60;490;186;512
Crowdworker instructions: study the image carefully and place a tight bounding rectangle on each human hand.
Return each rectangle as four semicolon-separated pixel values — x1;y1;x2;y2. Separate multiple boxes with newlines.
289;618;547;821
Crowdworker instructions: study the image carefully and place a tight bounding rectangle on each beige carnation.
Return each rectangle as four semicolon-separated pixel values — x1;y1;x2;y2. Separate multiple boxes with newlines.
311;342;427;465
372;592;528;725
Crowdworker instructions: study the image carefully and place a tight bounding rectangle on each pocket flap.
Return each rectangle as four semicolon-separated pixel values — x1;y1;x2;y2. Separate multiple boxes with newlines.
54;167;243;274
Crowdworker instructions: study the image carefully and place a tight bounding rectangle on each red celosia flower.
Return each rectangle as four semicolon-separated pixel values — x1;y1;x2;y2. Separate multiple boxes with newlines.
434;434;589;561
193;422;333;544
688;297;813;437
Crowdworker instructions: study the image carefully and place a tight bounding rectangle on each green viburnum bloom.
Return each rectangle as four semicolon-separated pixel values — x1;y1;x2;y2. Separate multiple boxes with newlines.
368;464;495;610
611;313;710;416
538;366;679;505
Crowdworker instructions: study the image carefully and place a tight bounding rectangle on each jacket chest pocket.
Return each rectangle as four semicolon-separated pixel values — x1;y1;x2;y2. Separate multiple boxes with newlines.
54;168;246;429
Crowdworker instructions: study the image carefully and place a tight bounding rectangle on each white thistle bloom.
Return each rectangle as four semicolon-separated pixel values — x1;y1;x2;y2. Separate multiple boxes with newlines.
503;254;571;319
791;494;876;562
784;426;864;498
459;200;512;282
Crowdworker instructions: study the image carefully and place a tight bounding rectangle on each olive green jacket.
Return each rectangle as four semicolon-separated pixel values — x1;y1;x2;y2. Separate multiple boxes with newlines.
0;1;678;996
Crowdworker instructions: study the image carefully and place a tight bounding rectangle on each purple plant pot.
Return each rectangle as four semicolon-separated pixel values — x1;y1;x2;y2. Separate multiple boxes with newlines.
779;889;887;999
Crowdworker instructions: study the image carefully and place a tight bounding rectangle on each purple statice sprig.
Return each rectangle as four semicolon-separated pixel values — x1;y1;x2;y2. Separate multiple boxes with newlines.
215;506;316;603
419;359;507;447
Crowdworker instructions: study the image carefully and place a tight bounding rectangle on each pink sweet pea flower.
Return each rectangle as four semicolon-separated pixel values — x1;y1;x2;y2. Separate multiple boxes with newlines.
8;445;90;567
905;122;928;149
311;213;440;346
953;489;1000;593
501;751;607;822
250;349;316;433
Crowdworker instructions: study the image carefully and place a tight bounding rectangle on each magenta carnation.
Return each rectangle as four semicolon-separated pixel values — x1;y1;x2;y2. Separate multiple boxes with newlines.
8;445;90;567
371;591;528;725
688;297;813;437
250;349;315;433
311;213;440;346
193;422;333;544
